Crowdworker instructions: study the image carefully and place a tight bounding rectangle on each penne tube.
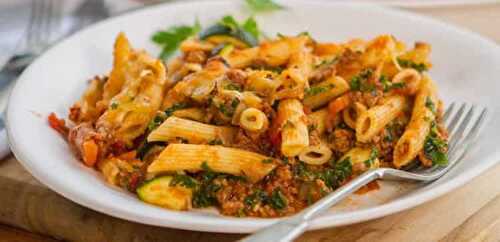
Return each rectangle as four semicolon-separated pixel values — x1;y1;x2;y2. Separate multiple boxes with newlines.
356;95;407;142
246;70;282;97
147;144;277;182
392;68;422;95
343;102;367;129
308;108;328;135
147;117;237;145
172;108;207;122
303;76;350;109
278;99;309;156
393;77;438;168
239;108;269;132
299;142;332;165
341;147;380;174
226;47;259;68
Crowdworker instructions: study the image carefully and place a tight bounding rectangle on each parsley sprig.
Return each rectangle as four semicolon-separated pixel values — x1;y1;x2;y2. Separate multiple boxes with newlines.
245;0;284;13
152;21;201;60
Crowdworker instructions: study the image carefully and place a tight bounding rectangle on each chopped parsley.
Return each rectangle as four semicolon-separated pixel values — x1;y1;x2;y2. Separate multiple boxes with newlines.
315;57;338;68
165;103;188;117
423;122;448;166
193;162;221;207
147;114;166;132
305;84;335;97
208;139;223;145
425;97;437;114
269;188;288;210
397;58;428;73
244;189;268;208
364;148;379;168
193;161;248;207
170;174;198;189
110;102;119;110
380;75;406;92
261;158;274;164
152;20;201;60
225;83;243;91
295;159;353;190
350;69;374;92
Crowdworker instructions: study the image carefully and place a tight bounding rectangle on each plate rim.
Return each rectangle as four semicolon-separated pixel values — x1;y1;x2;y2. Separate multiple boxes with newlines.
6;0;500;233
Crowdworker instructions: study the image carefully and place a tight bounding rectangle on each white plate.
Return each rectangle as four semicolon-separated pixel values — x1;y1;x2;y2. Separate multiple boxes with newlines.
6;0;500;233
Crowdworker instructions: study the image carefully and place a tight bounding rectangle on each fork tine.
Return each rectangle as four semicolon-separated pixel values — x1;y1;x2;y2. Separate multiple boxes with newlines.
443;102;456;122
448;108;487;162
446;103;467;134
448;106;475;152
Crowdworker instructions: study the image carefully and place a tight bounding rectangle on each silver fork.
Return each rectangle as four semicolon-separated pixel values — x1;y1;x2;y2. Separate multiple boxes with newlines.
4;0;61;72
241;102;488;242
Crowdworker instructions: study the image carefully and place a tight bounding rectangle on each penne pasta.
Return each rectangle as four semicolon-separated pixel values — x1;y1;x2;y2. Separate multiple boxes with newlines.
303;76;350;109
343;102;367;129
356;95;407;142
147;144;277;182
393;77;438;168
308;108;328;135
172;108;207;122
239;108;269;132
392;68;422;95
278;99;309;156
299;142;332;165
341;147;380;174
147;117;237;145
226;47;259;68
59;31;448;218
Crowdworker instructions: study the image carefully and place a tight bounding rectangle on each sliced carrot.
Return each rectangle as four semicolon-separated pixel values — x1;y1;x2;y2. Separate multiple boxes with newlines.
82;140;99;167
328;94;351;115
325;93;352;131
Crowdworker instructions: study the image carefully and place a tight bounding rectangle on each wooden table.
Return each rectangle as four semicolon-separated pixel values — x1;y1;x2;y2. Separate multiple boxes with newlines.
1;3;500;242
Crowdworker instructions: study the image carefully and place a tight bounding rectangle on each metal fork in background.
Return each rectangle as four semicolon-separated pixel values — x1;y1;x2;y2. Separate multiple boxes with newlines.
5;0;62;72
241;103;488;242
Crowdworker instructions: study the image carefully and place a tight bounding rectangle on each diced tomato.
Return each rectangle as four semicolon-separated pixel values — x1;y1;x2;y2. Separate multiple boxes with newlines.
48;112;68;136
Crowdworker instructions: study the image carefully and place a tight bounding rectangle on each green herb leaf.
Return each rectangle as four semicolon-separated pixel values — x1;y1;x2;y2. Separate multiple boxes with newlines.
152;21;201;60
245;0;284;13
244;189;268;208
364;148;379;168
397;58;428;73
242;17;259;39
208;139;223;145
350;69;374;92
425;97;437;114
423;122;448;165
165;103;188;117
380;75;406;92
219;15;239;31
224;83;243;91
110;102;119;110
261;158;273;164
269;188;287;210
305;84;334;97
170;174;198;189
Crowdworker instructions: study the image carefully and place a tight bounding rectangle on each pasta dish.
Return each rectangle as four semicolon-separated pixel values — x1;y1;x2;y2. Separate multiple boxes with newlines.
48;18;448;217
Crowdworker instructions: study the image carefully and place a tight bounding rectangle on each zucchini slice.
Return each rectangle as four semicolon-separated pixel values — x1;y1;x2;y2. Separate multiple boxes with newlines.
137;176;193;210
199;24;258;47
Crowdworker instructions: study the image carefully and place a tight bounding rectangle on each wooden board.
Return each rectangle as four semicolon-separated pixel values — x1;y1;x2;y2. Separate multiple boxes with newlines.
1;3;500;242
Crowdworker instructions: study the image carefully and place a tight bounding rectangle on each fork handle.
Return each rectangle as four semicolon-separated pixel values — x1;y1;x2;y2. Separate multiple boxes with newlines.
239;170;381;242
